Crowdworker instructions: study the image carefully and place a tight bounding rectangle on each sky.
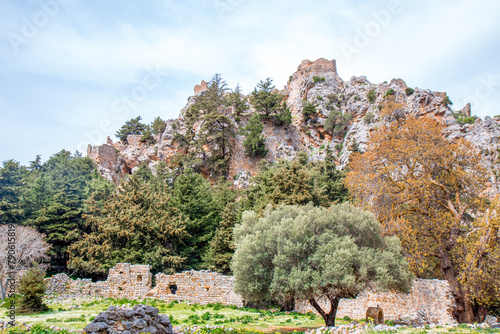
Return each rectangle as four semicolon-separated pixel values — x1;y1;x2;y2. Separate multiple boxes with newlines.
1;0;500;165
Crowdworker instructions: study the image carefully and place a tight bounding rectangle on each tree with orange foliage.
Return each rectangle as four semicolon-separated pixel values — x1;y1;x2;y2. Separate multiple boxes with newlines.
345;116;499;323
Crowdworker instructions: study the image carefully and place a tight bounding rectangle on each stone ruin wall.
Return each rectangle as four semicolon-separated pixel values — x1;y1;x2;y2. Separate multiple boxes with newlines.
295;279;456;325
44;263;243;306
44;263;455;324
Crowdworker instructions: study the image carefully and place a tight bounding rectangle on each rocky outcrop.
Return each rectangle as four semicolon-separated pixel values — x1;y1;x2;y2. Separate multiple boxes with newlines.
83;304;174;334
87;58;500;193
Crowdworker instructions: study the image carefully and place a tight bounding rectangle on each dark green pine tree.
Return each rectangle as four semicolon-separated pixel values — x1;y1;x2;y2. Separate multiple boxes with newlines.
228;84;249;116
273;102;292;126
69;173;187;277
177;74;236;178
115;116;146;144
205;202;239;274
171;169;218;270
242;113;268;157
318;146;349;204
0;160;26;225
25;150;94;271
250;78;283;118
17;265;49;314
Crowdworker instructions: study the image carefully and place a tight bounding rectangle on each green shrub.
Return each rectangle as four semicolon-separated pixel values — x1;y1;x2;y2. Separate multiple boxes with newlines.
317;95;323;101
302;101;316;118
18;266;49;314
363;112;375;124
405;87;414;96
367;89;376;103
384;89;395;98
443;95;453;106
202;312;212;321
313;76;326;84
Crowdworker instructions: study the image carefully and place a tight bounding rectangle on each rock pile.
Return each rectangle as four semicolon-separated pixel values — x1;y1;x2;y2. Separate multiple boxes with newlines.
83;305;174;334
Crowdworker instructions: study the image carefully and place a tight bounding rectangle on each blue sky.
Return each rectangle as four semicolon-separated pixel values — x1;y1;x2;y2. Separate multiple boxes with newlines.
1;0;500;165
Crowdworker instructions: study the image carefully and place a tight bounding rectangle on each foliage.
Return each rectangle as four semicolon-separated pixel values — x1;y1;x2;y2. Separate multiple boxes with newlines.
452;110;478;125
174;74;236;178
68;172;187;276
384;89;395;98
151;116;167;135
241;114;267;157
363;112;375;124
17;266;49;314
241;155;326;213
313;76;326;83
324;110;353;136
302;101;316;118
443;95;453;106
241;153;348;213
367;89;376;103
345;116;495;323
228;84;249;116
232;203;412;326
0;160;26;225
205;203;239;274
170;168;219;270
249;78;283;118
24;150;95;270
115;116;146;144
273;102;292;126
379;96;405;121
405;87;414;96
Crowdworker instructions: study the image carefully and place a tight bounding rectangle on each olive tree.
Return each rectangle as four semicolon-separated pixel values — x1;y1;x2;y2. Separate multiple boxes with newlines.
232;203;412;327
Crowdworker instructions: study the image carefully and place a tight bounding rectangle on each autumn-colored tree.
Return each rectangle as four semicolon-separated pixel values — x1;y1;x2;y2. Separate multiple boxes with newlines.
345;116;497;323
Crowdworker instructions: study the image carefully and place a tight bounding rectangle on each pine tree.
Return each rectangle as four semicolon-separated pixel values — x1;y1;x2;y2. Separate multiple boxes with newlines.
205;202;238;274
69;174;186;276
171;169;218;270
0;160;26;225
319;146;349;203
242;114;268;157
18;265;49;314
175;74;236;178
228;84;249;116
24;150;95;271
250;78;283;118
273;102;292;126
115;116;146;144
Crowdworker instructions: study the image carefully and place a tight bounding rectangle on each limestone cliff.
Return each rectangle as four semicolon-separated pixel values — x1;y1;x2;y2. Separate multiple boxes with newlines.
87;58;500;193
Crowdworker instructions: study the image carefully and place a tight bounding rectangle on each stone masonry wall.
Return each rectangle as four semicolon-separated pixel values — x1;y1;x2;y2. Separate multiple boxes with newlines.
44;263;243;306
45;264;455;324
146;270;243;306
295;279;456;325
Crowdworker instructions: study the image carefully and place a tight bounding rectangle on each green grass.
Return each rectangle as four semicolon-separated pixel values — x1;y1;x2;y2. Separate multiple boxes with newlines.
2;298;498;333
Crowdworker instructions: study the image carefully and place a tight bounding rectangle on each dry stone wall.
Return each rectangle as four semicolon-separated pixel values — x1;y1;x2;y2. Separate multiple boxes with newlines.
295;279;456;325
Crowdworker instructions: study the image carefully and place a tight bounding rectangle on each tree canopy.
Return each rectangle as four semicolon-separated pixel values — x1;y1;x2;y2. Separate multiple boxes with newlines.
345;116;498;322
232;203;412;326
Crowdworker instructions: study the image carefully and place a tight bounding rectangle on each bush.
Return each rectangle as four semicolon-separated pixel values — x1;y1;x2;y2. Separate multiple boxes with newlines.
405;87;414;96
384;89;395;98
302;101;316;118
367;89;376;103
363;112;375;124
443;95;453;106
17;266;49;314
313;76;326;84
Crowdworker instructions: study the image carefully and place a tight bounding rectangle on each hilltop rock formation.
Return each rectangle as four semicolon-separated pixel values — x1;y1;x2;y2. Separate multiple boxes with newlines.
87;58;500;192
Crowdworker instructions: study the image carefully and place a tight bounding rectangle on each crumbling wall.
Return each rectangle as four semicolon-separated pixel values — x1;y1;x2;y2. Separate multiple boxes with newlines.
44;263;243;306
45;264;455;324
147;270;243;306
295;279;456;325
